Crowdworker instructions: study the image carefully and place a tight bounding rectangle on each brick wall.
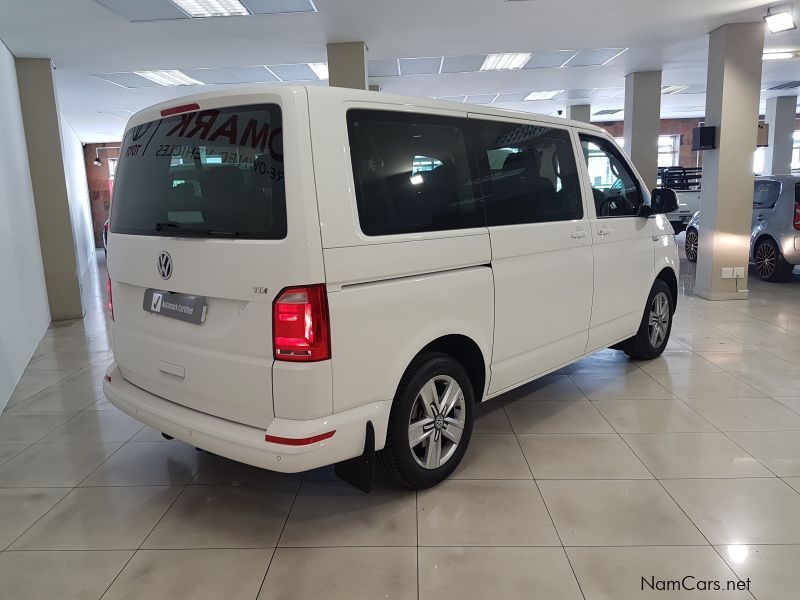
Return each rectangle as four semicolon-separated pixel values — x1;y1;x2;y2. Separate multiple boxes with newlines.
593;118;704;168
83;143;120;248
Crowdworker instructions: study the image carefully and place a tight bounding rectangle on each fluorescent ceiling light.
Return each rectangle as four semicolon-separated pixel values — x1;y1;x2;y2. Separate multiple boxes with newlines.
661;85;689;95
480;53;532;71
170;0;250;17
765;6;796;33
524;90;563;101
763;51;798;60
134;70;203;86
308;63;329;80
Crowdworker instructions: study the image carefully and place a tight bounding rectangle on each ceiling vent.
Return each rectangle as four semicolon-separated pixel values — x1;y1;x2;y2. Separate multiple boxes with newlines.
593;109;623;116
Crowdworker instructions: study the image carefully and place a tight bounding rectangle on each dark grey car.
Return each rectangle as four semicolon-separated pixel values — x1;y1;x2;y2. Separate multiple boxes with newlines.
685;175;800;281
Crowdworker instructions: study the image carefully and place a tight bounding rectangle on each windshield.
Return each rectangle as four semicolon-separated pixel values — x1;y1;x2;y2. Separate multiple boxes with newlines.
110;103;286;239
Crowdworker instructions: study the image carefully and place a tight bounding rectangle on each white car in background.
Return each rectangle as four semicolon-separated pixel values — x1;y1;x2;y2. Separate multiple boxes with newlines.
660;167;702;233
103;86;680;490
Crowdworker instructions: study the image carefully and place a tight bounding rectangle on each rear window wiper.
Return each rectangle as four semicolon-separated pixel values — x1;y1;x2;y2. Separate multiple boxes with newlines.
154;222;241;237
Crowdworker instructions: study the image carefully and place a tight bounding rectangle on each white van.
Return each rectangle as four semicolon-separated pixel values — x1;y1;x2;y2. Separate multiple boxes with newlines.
104;86;679;490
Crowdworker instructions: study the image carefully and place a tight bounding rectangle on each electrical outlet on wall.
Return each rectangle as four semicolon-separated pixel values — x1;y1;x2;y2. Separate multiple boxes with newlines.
721;267;734;279
734;267;746;279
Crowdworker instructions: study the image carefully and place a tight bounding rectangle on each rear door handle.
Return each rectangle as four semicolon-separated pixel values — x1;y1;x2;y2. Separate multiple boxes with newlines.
598;227;613;237
571;230;588;239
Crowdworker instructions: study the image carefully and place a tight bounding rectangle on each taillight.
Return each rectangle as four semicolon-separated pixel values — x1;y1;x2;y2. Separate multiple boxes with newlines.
107;272;114;320
273;285;330;362
794;202;800;231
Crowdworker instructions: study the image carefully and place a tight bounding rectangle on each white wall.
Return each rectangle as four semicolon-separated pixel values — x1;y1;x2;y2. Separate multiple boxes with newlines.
60;114;95;300
0;40;50;409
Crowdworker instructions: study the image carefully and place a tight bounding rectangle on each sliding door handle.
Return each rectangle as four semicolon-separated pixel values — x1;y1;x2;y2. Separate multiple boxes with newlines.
598;227;613;237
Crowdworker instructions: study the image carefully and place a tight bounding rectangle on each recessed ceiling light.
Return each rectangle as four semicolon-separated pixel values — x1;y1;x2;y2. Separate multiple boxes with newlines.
480;53;532;71
524;90;564;101
661;85;689;95
763;51;798;60
308;63;329;80
170;0;250;18
133;70;203;86
764;5;796;33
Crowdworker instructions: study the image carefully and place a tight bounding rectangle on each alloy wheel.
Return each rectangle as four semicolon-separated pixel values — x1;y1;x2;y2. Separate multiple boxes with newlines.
685;229;698;262
755;242;776;279
648;291;670;349
408;375;466;470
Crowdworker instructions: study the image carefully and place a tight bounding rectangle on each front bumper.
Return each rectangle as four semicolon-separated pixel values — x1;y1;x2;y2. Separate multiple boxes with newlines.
103;363;390;473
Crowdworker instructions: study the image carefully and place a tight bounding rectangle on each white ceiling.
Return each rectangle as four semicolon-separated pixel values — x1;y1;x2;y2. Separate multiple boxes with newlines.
1;0;799;142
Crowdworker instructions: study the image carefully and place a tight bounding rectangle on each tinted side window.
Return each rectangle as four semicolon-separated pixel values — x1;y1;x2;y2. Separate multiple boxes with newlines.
477;121;583;226
580;135;643;218
753;179;781;209
347;110;482;236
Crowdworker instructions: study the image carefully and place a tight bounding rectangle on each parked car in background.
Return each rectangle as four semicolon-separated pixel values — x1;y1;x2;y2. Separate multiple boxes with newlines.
103;86;680;490
659;167;702;233
684;174;800;281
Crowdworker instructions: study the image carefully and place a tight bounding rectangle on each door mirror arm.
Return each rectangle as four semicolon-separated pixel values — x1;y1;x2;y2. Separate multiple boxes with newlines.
637;204;654;218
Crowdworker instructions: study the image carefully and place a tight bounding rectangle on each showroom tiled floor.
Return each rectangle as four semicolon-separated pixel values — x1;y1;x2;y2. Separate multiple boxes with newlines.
3;250;800;599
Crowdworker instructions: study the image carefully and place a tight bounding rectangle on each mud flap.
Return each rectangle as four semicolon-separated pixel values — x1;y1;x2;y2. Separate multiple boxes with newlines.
334;421;375;493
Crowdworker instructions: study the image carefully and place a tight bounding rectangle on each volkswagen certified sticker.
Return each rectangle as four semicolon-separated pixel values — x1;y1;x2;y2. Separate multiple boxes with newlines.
143;289;207;325
157;251;172;280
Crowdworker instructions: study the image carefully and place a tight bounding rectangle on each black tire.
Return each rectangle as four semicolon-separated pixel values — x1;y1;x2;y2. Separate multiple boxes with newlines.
754;237;792;282
378;352;474;489
621;280;674;360
685;227;698;263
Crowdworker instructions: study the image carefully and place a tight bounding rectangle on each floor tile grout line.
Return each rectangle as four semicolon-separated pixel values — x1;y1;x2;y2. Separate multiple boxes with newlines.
0;486;76;553
415;487;420;600
506;406;587;600
255;478;303;598
97;482;192;600
7;542;800;551
613;430;716;550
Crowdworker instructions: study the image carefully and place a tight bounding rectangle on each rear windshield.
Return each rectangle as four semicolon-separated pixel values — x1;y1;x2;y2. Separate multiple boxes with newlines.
110;104;286;239
753;179;781;210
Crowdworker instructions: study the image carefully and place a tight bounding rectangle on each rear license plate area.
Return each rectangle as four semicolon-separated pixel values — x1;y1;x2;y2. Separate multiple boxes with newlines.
143;289;207;324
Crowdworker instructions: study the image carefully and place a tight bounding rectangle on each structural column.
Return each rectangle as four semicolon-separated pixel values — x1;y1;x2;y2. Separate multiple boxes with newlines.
566;104;591;123
15;58;84;319
623;71;662;190
326;42;368;90
695;22;765;301
764;95;797;175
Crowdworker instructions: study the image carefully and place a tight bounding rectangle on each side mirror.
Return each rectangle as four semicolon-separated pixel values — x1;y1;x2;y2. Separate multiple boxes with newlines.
651;187;679;215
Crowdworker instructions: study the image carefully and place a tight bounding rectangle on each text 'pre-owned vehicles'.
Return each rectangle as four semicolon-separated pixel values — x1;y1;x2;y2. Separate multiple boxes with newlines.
684;174;800;281
103;86;679;490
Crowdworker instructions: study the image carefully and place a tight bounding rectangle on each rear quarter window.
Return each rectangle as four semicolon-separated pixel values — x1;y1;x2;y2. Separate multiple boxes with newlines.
347;109;483;236
753;179;782;209
110;104;286;239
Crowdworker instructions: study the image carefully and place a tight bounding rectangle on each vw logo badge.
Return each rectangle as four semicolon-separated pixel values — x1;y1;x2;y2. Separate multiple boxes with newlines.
157;251;173;280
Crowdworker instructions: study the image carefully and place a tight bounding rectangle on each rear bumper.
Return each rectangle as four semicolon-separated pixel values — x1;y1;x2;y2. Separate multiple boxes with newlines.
103;363;391;473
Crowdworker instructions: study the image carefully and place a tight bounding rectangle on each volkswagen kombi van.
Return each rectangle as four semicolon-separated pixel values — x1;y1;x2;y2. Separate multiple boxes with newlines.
104;86;679;490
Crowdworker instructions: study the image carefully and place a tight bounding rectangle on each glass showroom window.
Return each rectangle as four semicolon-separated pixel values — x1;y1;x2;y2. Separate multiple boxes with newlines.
657;135;680;167
754;131;800;174
614;136;679;167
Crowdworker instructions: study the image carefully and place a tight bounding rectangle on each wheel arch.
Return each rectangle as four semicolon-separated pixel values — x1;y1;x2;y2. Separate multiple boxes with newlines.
752;232;778;261
406;334;488;404
655;267;678;313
